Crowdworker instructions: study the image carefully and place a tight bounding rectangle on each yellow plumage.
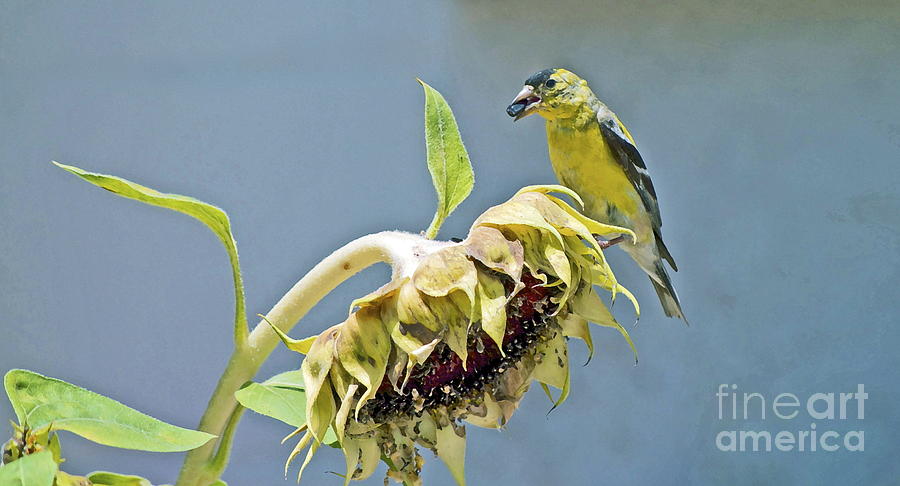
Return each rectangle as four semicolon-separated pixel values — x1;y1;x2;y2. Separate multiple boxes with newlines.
546;117;647;237
508;68;685;320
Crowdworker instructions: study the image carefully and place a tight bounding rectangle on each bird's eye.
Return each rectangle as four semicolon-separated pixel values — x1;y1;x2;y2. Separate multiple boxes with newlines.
545;79;557;88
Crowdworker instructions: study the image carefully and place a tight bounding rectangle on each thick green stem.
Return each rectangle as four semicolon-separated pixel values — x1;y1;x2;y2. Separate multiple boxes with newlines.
206;405;244;479
175;231;431;486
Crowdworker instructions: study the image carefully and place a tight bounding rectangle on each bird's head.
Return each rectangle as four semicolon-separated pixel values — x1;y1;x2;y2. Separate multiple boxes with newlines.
506;68;594;121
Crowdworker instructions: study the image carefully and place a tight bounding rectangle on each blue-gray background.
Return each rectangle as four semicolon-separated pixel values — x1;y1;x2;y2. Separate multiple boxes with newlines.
2;1;899;485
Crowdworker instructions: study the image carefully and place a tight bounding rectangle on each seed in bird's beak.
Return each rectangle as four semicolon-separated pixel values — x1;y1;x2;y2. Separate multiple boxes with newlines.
506;85;541;121
507;101;527;118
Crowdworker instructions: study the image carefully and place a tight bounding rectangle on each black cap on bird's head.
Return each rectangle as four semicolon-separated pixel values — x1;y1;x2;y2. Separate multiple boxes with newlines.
506;69;554;120
524;69;555;90
506;68;590;121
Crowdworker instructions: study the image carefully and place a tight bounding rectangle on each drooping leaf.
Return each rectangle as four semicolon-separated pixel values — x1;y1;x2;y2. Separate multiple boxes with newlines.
87;472;152;486
0;450;57;486
3;370;214;452
53;161;248;345
418;79;474;239
261;317;316;355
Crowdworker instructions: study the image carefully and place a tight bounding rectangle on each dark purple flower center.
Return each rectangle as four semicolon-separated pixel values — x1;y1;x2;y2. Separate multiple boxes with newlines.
365;272;557;422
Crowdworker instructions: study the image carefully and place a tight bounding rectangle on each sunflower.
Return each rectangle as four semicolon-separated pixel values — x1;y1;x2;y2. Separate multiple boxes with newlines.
273;185;639;485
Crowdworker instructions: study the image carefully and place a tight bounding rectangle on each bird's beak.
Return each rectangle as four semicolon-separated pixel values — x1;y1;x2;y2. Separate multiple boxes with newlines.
506;85;542;121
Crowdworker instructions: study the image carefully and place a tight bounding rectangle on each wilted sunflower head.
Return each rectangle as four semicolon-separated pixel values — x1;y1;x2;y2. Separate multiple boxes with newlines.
280;186;639;486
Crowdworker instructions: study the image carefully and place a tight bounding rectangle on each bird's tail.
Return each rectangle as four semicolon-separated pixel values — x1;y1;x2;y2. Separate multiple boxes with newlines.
649;262;687;323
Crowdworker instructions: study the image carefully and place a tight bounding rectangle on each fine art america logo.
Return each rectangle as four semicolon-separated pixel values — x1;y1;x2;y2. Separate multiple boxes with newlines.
715;384;866;452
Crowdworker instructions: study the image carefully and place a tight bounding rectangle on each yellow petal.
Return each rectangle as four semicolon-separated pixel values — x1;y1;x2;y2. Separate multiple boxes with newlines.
335;308;391;418
334;384;359;445
476;270;508;352
546;194;637;241
435;422;467;486
302;326;339;442
391;321;438;361
584;269;641;318
341;438;361;486
385;290;438;359
413;245;477;300
530;330;570;410
542;237;571;291
284;431;313;478
426;290;472;366
463;226;524;281
571;286;638;363
349;276;408;314
307;379;337;444
356;435;381;480
554;257;581;312
281;424;307;445
412;412;438;449
513;192;588;236
514;192;618;271
513;184;585;209
410;338;441;365
558;312;594;362
385;345;409;392
396;281;442;332
474;199;566;250
296;438;320;483
463;392;504;429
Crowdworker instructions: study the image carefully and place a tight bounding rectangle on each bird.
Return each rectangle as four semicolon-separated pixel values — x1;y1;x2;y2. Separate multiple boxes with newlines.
506;68;685;321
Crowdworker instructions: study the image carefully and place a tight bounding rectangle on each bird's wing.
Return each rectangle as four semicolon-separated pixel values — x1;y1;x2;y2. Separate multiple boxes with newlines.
596;112;662;229
596;111;678;270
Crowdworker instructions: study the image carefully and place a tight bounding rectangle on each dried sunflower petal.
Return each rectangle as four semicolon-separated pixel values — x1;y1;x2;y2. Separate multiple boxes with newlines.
277;186;640;484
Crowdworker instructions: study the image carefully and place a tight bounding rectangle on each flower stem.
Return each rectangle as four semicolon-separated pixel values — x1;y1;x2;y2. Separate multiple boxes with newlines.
175;231;432;486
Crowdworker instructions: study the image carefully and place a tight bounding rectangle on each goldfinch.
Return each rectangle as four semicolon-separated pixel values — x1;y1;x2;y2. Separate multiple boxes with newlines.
507;68;686;321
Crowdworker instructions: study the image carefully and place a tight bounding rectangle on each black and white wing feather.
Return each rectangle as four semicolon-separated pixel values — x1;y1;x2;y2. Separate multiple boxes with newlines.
597;113;678;270
597;115;661;228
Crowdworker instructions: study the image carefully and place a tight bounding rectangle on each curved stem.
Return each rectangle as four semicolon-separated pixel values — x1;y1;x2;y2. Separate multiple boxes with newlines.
175;231;430;486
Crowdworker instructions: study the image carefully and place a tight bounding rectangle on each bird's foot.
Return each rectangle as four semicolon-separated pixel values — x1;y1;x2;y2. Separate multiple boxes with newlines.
596;235;628;249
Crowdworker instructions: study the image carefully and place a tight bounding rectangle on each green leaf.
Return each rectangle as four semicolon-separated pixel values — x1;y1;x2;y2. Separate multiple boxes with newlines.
86;472;152;486
417;79;474;239
235;373;338;447
55;470;94;486
261;370;304;389
234;383;307;428
0;450;57;486
4;370;215;452
53;161;248;346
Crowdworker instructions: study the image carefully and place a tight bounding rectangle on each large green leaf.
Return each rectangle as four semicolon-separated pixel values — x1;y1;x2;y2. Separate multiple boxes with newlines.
53;161;248;345
418;80;474;239
260;370;304;389
0;450;57;486
4;370;214;452
86;472;152;486
235;372;338;446
234;383;307;428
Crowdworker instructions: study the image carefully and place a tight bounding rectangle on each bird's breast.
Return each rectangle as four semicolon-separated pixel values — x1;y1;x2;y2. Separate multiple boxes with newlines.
545;122;652;240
